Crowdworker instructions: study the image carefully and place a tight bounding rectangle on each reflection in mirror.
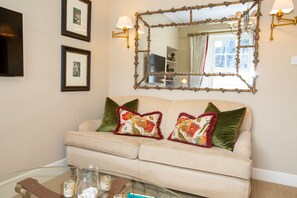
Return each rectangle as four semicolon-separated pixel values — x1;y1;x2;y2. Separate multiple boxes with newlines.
134;0;261;93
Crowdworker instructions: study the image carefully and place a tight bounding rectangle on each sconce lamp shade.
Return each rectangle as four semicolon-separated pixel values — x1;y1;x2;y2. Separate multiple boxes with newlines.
116;16;134;30
270;0;294;14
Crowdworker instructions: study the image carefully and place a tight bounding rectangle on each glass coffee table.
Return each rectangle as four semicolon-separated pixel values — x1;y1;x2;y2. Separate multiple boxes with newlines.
0;166;182;198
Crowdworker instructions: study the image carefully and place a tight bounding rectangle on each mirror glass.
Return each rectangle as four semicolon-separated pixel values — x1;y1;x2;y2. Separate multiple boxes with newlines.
134;0;261;93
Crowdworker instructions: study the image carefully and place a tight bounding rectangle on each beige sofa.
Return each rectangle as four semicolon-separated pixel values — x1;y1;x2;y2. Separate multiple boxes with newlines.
64;96;252;198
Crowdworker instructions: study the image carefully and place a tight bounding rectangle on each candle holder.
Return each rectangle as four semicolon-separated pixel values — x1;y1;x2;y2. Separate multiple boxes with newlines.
63;179;75;197
100;175;112;192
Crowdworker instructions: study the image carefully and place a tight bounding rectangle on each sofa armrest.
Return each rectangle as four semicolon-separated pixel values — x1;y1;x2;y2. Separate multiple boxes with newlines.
233;131;252;159
78;119;102;131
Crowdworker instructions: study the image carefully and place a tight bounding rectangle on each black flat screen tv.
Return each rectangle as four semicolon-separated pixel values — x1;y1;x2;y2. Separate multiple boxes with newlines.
147;53;165;83
0;7;23;77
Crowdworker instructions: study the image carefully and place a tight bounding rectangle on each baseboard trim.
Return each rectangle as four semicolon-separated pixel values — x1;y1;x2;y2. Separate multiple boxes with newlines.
252;168;297;188
0;158;68;187
45;158;67;167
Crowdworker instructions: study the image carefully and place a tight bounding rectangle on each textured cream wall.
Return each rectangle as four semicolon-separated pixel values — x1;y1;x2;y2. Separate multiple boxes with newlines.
108;0;297;176
0;0;109;177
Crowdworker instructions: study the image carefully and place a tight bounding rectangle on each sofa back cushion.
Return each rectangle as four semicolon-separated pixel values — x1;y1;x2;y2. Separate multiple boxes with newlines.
112;97;252;139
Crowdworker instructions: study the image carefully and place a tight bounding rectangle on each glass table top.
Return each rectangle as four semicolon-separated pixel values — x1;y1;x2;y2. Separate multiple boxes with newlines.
0;166;182;198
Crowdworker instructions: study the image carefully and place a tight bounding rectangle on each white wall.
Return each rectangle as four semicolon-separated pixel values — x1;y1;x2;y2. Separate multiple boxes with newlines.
0;0;110;177
109;0;297;177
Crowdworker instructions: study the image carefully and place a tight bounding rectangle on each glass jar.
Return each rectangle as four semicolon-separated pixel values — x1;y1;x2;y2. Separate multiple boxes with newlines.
76;167;99;198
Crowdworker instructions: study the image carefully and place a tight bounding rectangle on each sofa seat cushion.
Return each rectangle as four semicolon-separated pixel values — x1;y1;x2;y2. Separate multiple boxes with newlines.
65;131;156;159
139;140;252;180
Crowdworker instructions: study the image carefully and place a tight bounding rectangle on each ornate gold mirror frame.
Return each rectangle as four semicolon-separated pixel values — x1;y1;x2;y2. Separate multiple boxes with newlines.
134;0;261;93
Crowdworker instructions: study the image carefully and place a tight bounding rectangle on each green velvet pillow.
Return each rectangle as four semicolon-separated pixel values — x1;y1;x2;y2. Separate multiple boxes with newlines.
97;97;139;132
204;102;246;151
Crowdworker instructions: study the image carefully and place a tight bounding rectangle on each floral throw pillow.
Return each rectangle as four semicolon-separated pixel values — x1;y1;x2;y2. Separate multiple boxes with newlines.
168;112;218;148
114;106;163;140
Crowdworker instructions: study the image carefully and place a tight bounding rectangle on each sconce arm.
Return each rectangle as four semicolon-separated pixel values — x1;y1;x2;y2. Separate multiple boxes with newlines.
112;30;128;38
112;28;130;48
276;16;297;26
270;15;297;40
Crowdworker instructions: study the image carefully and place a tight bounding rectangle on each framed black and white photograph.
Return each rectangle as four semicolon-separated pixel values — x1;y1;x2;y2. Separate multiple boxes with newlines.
61;46;91;91
61;0;91;41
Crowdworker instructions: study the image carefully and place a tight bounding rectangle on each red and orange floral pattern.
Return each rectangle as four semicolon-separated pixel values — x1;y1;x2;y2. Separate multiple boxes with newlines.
168;112;218;147
114;106;163;140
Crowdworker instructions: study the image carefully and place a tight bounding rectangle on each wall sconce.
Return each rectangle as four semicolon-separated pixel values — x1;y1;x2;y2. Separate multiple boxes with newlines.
270;0;297;40
229;10;257;34
112;16;134;48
